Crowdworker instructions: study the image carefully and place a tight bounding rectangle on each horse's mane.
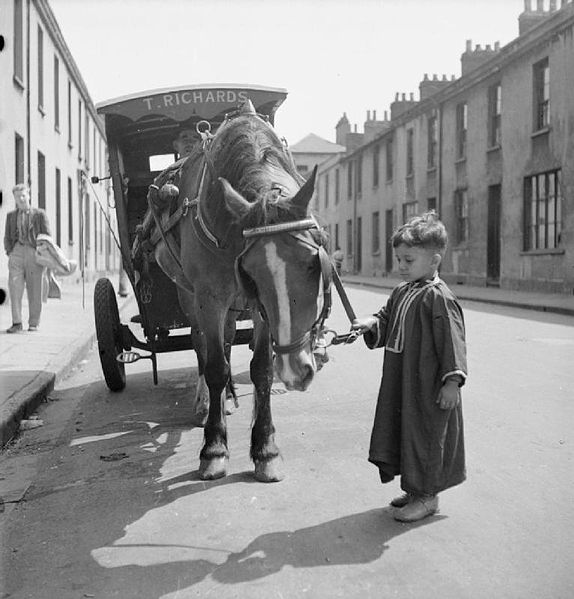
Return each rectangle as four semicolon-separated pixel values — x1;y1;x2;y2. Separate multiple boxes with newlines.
210;116;307;228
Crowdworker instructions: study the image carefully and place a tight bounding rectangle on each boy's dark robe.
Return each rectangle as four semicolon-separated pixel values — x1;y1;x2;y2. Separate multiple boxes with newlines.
364;276;467;496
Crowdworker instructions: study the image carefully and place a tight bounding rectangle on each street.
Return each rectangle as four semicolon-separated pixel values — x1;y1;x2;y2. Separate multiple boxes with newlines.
1;284;573;599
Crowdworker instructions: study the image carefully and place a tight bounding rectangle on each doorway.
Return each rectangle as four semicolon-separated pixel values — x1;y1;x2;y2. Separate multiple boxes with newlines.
487;184;501;285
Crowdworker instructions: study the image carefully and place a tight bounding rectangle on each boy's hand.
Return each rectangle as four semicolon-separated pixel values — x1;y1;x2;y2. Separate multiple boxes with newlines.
437;380;460;410
351;316;378;334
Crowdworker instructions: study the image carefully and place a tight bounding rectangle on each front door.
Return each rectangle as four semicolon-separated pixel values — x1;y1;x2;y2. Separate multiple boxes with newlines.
385;209;393;273
356;217;362;273
487;184;501;285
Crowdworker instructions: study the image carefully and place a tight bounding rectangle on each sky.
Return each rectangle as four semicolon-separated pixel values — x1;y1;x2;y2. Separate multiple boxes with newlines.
49;0;524;145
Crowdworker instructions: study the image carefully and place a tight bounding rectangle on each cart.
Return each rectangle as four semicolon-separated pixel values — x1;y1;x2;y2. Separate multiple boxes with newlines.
93;84;288;390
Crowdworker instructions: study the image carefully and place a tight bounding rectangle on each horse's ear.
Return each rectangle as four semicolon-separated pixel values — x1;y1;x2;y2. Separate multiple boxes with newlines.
219;177;251;221
291;165;317;210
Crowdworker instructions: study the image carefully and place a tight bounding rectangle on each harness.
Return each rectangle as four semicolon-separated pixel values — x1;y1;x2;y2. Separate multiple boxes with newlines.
235;218;334;355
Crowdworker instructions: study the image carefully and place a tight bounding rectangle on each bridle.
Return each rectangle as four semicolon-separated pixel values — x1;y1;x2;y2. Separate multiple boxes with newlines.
235;218;334;356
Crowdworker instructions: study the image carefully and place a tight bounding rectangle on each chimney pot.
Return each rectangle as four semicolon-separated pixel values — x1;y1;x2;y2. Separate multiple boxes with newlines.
367;110;371;121
442;74;448;81
401;93;406;101
354;124;357;133
466;39;472;51
524;0;532;11
486;44;492;51
432;73;438;81
549;0;556;9
495;41;500;50
373;109;377;120
451;75;456;81
409;92;414;101
423;73;429;81
536;0;544;11
475;44;482;51
395;92;399;101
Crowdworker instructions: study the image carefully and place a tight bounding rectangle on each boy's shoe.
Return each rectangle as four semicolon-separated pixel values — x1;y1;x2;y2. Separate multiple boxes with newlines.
7;323;23;334
28;325;39;332
390;492;412;508
393;495;438;522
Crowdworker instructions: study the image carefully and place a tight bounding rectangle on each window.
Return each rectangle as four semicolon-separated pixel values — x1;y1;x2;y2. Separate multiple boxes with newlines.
67;81;72;146
533;58;549;130
356;155;362;195
15;133;25;184
347;162;353;199
372;211;380;253
37;26;44;112
488;83;502;147
68;176;74;244
402;201;418;223
524;170;562;250
13;0;24;84
85;114;90;170
454;189;469;244
335;168;340;204
324;172;329;207
346;219;353;256
38;151;46;209
406;129;414;176
373;145;380;187
455;103;467;160
385;137;394;182
78;100;82;159
55;168;61;245
54;56;60;131
427;115;438;168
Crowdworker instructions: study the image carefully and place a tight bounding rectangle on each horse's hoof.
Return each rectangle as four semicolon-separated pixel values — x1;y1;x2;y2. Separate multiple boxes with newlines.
199;457;228;480
254;458;284;483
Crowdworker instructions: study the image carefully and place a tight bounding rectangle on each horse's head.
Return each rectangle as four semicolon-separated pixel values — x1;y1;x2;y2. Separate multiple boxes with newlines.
222;168;331;392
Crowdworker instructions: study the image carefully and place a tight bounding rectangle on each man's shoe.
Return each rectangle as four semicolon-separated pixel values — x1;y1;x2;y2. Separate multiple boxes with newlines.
7;323;23;334
28;325;39;332
393;495;438;522
390;492;412;508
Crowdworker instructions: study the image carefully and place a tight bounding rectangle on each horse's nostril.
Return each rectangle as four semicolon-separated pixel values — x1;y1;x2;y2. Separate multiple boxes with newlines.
301;363;314;387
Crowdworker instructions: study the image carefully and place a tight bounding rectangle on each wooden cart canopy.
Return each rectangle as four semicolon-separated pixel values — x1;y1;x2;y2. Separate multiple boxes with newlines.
97;84;287;133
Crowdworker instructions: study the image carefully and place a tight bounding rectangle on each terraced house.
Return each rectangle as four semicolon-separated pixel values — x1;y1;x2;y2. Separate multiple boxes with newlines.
0;0;120;280
308;0;574;294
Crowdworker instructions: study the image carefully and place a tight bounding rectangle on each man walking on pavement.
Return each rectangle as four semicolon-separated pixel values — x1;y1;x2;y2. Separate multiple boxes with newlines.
4;183;51;333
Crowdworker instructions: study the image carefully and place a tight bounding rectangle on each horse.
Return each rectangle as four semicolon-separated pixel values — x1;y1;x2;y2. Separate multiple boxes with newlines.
149;100;332;482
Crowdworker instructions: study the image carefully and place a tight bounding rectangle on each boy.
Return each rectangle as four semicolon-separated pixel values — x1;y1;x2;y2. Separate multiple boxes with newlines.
352;212;467;522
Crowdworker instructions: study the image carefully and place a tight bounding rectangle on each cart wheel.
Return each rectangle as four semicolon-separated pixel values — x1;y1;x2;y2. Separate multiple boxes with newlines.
94;277;126;391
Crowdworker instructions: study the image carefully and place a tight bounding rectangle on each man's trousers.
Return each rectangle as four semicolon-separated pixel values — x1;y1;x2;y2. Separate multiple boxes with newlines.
8;242;45;327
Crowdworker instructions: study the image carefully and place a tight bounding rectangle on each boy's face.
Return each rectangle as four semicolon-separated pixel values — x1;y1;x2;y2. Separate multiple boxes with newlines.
394;243;441;282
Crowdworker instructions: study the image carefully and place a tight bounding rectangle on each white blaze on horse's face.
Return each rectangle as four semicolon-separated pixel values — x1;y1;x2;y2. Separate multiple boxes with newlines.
250;236;323;392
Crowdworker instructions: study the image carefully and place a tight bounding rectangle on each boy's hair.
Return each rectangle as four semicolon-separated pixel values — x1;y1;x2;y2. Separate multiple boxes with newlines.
391;211;448;256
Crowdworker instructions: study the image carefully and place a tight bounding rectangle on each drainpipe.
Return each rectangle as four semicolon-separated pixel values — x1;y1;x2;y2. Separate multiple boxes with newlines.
437;101;444;216
26;0;31;189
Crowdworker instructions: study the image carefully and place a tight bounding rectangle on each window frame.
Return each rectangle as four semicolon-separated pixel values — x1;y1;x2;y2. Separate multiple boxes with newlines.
455;102;467;160
454;188;469;245
533;58;550;131
487;83;502;147
523;170;562;251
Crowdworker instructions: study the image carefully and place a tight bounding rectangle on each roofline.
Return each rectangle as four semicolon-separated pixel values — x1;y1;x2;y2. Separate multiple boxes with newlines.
340;3;574;162
96;83;288;110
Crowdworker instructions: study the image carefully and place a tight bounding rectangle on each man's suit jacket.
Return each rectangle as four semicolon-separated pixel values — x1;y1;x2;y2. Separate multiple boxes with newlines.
4;208;51;255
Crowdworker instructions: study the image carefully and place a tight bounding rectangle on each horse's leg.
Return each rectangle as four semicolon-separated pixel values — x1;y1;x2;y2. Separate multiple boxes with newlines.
250;315;284;482
224;312;239;414
198;307;231;480
177;288;209;426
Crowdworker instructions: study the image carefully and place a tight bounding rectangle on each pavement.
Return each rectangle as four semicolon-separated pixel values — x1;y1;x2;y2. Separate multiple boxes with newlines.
1;271;573;449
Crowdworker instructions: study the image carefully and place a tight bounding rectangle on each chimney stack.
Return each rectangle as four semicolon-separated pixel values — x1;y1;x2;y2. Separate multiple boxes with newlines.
461;38;502;75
